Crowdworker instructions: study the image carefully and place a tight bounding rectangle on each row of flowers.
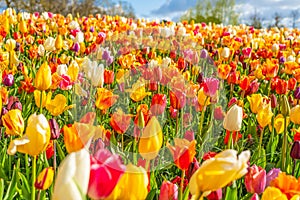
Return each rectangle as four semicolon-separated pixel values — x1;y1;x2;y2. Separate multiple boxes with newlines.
1;7;300;200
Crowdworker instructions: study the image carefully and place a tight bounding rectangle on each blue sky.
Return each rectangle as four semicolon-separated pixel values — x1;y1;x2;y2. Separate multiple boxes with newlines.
123;0;300;27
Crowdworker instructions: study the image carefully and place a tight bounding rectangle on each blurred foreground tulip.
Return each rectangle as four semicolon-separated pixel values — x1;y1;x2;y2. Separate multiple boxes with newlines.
2;109;24;136
53;149;90;200
223;104;243;131
35;167;54;190
34;62;52;91
88;149;126;199
106;163;148;200
139;116;163;160
7;113;50;156
189;150;250;198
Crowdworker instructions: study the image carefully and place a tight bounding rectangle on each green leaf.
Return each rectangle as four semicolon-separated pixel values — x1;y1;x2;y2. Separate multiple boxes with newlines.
3;168;18;200
17;172;30;199
146;189;157;200
224;183;237;200
0;179;4;200
182;186;190;200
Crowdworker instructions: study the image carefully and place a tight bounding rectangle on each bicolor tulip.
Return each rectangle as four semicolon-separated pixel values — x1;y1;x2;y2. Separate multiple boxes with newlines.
189;150;250;198
223;104;243;131
290;105;300;124
138;116;163;160
150;93;167;116
167;138;196;171
203;78;219;98
257;103;273;128
170;90;186;110
53;149;90;200
88;149;126;199
7;113;50;156
95;88;118;111
245;165;266;194
34;62;52;91
110;109;131;134
35;167;54;190
106;163;148;200
247;94;263;114
159;180;178;200
2;109;24;136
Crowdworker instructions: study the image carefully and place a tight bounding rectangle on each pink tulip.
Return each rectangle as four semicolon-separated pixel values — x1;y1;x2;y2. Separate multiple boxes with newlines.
88;149;126;199
203;78;219;98
266;168;281;186
245;165;266;194
250;193;260;200
159;181;178;200
206;188;222;200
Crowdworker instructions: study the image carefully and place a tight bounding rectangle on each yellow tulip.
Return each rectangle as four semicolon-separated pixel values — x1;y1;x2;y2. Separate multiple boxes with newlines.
128;80;151;102
35;167;54;190
34;90;51;108
5;39;16;52
261;187;288;200
106;163;148;200
2;109;25;136
290;105;300;125
198;88;210;107
67;60;79;82
138;116;163;160
7;113;50;156
34;62;52;91
247;94;263;114
257;103;273;128
45;94;74;116
189;150;250;198
19;19;27;34
55;34;64;50
269;114;290;134
53;149;90;200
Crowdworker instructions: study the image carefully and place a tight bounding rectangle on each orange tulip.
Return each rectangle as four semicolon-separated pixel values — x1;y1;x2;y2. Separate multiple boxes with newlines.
110;109;132;134
95;88;118;111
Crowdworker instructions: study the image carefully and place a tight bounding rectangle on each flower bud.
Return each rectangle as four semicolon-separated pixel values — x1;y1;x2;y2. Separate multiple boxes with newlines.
270;94;277;108
137;109;145;129
49;118;61;139
280;95;290;117
290;141;300;160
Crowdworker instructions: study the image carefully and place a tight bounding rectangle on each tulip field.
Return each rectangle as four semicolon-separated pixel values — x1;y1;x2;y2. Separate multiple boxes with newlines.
1;7;300;200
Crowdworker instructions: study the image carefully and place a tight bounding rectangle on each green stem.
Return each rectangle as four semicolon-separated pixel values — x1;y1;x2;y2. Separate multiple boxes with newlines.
40;90;43;114
227;131;233;149
258;127;264;158
31;156;37;200
281;116;287;171
25;154;29;180
121;134;124;152
198;96;209;138
179;170;185;200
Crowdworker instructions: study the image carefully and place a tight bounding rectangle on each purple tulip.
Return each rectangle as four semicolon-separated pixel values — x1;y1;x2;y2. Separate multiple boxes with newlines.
200;49;208;59
73;42;80;53
266;168;281;187
294;87;300;99
90;26;95;32
49;118;61;140
3;74;14;87
0;107;8;127
159;181;178;200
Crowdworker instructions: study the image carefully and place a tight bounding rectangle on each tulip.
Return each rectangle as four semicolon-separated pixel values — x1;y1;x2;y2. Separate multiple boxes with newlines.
63;123;87;153
198;88;210;107
294;87;300;99
214;106;225;120
67;60;79;82
2;109;24;136
55;34;63;50
45;94;73;116
44;37;56;52
240;75;250;91
290;141;300;160
281;95;290;117
49;118;60;139
53;148;90;200
139;116;163;160
245;165;266;194
104;69;114;85
33;90;50;108
159;180;178;200
257;103;273;128
261;187;288;200
150;94;167;116
88;149;126;199
7;113;50;156
110;109;131;134
95;88;118;111
223;104;243;131
206;189;222;200
189;150;250;198
167;138;196;171
269;114;289;134
170;90;186;110
290;105;300;124
3;74;14;86
85;61;104;87
203;78;219;98
129;80;151;102
35;167;54;190
106;163;148;200
266;168;281;187
250;193;260;200
34;62;52;91
247;94;263;114
220;47;230;59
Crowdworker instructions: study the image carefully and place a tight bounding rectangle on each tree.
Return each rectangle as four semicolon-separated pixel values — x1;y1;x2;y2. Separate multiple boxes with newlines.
290;10;299;28
248;9;263;29
180;0;238;25
273;12;283;28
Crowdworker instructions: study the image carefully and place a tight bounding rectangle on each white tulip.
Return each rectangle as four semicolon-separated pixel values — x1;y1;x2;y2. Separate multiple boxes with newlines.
223;104;243;131
44;37;56;52
221;47;230;59
57;64;68;76
37;44;45;57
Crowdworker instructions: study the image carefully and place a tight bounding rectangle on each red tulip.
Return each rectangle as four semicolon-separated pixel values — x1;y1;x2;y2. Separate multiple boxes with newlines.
150;94;167;116
239;76;250;91
288;77;297;91
275;79;288;95
184;130;195;142
206;188;222;200
104;69;114;85
110;109;131;134
88;149;126;199
224;130;242;145
159;181;178;200
169;90;186;110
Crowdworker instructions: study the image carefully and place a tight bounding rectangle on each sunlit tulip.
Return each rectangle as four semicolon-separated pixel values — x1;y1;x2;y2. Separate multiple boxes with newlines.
159;180;178;200
53;149;90;200
269;114;290;134
170;90;186;109
35;167;54;190
139;116;163;160
110;109;131;134
88;149;126;199
129;80;151;102
106;163;148;200
270;172;300;199
46;94;73;116
104;69;114;85
67;60;79;82
5;39;16;51
261;187;288;200
33;90;50;108
220;47;230;59
34;62;52;91
95;88;118;111
150;93;167;116
223;104;243;131
245;165;266;194
167;138;196;171
7;113;50;156
37;44;45;56
290;105;300;124
257;103;273;128
2;109;24;136
55;34;63;50
247;94;263;114
189;150;250;198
